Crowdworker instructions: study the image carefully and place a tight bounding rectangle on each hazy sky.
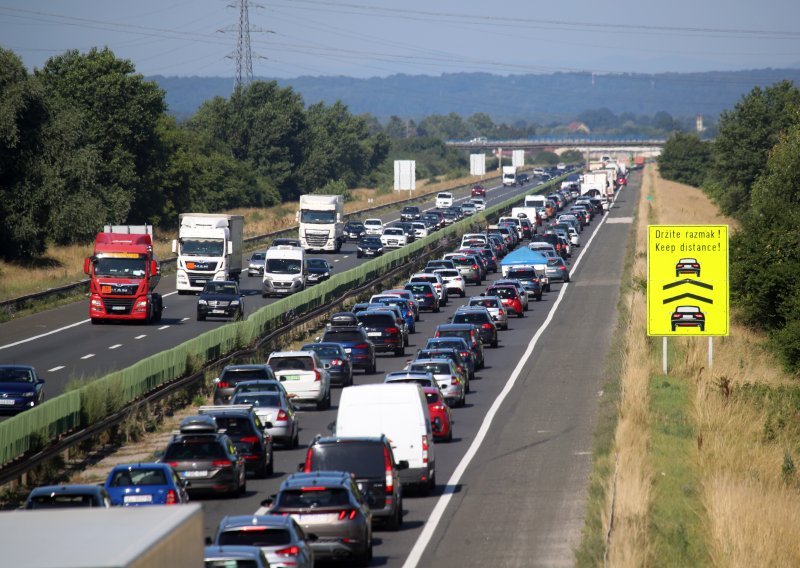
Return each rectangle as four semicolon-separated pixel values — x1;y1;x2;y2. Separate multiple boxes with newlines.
2;0;799;78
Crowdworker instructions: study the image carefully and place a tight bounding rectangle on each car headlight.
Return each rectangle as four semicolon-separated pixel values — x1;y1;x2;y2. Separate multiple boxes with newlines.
20;392;34;397
323;272;330;277
230;300;240;305
377;247;384;252
357;246;364;251
198;299;207;305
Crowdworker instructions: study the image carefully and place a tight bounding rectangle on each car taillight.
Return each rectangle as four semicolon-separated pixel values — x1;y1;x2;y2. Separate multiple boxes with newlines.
560;266;567;271
696;313;704;319
212;460;232;468
425;293;434;298
216;381;229;389
165;489;178;505
276;545;300;557
354;342;370;350
330;359;344;366
672;313;681;319
498;309;505;316
313;369;321;382
166;462;179;468
472;264;478;270
422;435;429;464
338;509;358;520
303;448;313;472
386;327;399;335
276;409;289;422
482;323;493;330
384;446;394;494
240;435;260;444
461;351;470;359
451;377;460;386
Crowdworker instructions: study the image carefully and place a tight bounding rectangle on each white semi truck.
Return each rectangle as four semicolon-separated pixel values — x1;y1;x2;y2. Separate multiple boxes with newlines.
262;245;306;297
297;194;344;252
173;213;244;294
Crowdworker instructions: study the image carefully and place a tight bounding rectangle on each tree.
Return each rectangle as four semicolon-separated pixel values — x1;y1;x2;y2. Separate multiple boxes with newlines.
36;48;169;238
467;112;495;136
653;110;677;132
384;116;414;139
707;80;800;217
657;132;711;187
578;108;617;131
417;113;470;140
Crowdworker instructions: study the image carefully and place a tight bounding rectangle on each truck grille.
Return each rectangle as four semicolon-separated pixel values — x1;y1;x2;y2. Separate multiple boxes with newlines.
103;298;134;314
304;230;329;247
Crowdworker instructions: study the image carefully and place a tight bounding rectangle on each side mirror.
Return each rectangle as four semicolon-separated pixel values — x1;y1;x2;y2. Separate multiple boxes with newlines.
261;496;276;508
262;421;273;430
171;239;177;254
183;480;191;488
213;377;220;384
205;536;213;545
151;260;159;276
153;450;165;460
397;460;409;471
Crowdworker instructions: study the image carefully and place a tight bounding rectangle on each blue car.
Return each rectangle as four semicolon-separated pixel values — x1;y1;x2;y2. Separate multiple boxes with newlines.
104;463;189;506
372;297;415;333
0;365;44;414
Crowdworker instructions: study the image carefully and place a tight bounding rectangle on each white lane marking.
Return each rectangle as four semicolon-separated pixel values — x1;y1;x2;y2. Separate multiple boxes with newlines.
134;334;147;340
163;291;177;297
109;344;122;350
158;325;170;331
181;317;190;322
334;259;340;263
574;451;592;456
342;256;349;259
48;366;65;372
402;184;623;568
254;506;269;516
0;319;90;351
80;354;95;360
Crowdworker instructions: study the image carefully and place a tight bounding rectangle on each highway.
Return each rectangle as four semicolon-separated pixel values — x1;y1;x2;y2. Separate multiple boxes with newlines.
187;172;639;566
0;178;533;398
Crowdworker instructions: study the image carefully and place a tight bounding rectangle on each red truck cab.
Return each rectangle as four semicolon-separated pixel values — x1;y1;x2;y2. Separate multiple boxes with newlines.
84;226;163;324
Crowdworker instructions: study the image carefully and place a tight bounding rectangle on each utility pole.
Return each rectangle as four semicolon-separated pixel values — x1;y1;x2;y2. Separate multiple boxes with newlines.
219;0;270;92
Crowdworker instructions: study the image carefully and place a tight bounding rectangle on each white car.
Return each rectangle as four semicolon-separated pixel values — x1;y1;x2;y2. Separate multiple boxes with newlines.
467;295;508;330
461;233;488;247
380;227;408;249
461;202;477;216
567;226;580;247
409;272;448;305
433;268;466;298
410;221;430;239
266;351;331;410
470;197;486;211
435;192;453;208
363;218;384;236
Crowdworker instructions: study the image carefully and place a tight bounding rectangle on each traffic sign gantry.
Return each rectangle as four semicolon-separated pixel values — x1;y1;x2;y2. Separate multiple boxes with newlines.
647;225;729;336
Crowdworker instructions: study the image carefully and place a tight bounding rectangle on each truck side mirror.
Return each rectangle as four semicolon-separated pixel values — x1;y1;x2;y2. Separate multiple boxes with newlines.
83;257;91;275
295;211;300;222
227;242;232;254
171;239;177;254
150;260;158;275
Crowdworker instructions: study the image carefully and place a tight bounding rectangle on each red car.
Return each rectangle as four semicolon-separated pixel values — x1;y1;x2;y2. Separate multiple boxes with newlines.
485;285;524;317
424;387;453;442
617;176;628;186
471;185;486;198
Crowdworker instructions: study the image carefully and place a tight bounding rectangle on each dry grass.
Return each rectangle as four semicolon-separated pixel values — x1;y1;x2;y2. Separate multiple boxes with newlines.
0;173;495;302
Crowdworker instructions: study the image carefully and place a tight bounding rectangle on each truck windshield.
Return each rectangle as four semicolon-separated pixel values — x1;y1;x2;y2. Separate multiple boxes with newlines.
94;256;147;278
180;238;224;256
300;209;336;224
266;258;301;274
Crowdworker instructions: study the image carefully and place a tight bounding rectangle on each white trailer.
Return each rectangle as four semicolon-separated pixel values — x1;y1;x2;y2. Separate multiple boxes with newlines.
173;213;244;293
297;194;344;252
2;503;204;567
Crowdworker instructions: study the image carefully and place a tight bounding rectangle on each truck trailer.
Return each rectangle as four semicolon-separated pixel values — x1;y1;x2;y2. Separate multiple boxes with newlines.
173;213;244;294
297;194;344;252
84;225;163;324
2;503;204;567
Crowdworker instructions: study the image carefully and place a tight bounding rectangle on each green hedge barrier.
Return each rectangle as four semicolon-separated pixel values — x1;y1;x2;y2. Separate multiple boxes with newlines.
0;175;564;468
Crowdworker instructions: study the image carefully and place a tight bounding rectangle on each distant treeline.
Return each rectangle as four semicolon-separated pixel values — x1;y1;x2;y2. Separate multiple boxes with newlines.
658;80;800;372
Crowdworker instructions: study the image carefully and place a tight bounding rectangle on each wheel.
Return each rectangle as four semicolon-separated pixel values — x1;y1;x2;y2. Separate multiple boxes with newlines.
446;427;453;442
491;338;498;348
290;428;299;449
357;252;363;259
356;537;373;566
385;501;401;531
536;294;542;302
395;345;405;357
518;311;524;318
434;304;440;313
460;289;466;298
256;459;269;479
369;358;377;374
261;293;267;298
197;314;206;321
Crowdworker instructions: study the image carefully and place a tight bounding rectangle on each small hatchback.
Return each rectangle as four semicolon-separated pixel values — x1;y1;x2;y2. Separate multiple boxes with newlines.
104;463;189;506
267;351;332;410
213;514;314;568
452;307;499;348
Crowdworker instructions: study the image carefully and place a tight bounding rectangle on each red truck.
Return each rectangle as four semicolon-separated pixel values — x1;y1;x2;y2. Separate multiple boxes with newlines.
84;225;163;324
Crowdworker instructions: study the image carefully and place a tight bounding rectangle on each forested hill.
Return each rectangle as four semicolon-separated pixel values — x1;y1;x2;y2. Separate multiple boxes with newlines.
151;68;800;122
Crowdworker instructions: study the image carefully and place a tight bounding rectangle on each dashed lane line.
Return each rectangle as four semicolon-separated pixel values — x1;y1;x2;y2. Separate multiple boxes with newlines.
134;335;147;340
109;344;122;350
80;354;95;360
48;366;65;372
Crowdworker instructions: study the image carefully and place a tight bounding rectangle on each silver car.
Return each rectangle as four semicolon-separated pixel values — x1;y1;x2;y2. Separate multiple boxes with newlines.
406;359;466;407
467;295;508;330
545;257;571;283
213;514;314;568
248;251;267;276
230;390;299;448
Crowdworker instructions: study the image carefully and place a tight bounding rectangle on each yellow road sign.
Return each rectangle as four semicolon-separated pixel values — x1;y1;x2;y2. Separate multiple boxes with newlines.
647;225;729;336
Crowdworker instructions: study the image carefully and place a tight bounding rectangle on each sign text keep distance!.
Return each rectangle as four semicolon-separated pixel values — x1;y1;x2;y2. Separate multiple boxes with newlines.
647;225;729;336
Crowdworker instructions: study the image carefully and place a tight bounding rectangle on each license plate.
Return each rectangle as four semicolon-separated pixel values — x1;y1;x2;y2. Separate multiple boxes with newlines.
367;332;382;337
0;399;15;405
211;309;225;314
124;495;153;503
344;348;352;353
294;513;339;523
111;306;126;311
283;375;302;381
182;470;207;478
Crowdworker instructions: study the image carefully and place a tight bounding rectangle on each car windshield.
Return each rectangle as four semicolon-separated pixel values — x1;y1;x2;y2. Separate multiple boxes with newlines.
93;255;148;278
0;368;34;382
221;369;271;382
28;494;99;509
454;313;489;324
360;237;382;246
323;330;364;343
211;417;255;436
311;444;385;477
509;269;537;279
204;283;238;295
307;259;328;269
303;344;343;358
234;381;281;393
428;338;466;350
469;298;499;309
489;287;515;299
231;393;282;408
269;357;313;371
250;253;265;261
218;528;292;547
437;329;471;343
436;270;460;278
164;441;226;461
278;488;351;509
346;222;364;230
266;258;301;274
405;284;433;294
109;468;167;487
410;362;451;374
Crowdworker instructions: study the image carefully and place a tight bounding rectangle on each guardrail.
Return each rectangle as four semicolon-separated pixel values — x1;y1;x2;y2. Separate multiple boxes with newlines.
0;174;564;481
0;175;500;316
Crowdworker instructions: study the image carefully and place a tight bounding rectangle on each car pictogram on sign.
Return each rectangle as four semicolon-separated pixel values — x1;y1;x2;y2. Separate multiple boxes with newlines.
675;258;701;277
671;305;705;331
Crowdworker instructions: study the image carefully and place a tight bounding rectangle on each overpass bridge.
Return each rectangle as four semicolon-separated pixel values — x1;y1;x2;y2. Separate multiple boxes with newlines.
446;136;667;151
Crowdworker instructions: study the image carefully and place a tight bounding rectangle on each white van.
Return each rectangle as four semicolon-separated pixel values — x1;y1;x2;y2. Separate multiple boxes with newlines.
435;192;453;209
262;245;306;297
336;384;435;492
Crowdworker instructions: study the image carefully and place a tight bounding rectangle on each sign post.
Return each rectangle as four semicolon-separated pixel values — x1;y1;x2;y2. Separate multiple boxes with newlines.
647;225;729;372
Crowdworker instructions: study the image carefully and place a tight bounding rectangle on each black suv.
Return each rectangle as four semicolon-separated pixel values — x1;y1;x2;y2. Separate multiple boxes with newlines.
162;415;247;497
452;307;498;348
400;206;421;221
199;406;274;478
355;310;405;356
301;435;408;530
214;364;278;404
197;280;243;321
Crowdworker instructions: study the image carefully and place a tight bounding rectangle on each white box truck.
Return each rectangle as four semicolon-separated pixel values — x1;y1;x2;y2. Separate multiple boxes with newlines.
262;245;306;297
502;165;517;186
297;194;344;252
173;213;244;294
336;383;436;493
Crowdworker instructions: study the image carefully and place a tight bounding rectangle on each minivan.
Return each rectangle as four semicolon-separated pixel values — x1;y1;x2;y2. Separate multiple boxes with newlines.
335;384;435;493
